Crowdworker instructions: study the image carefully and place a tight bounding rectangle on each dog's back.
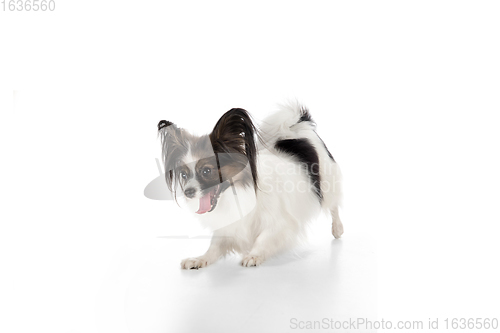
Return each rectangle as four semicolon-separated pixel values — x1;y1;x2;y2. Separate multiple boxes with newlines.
258;102;343;238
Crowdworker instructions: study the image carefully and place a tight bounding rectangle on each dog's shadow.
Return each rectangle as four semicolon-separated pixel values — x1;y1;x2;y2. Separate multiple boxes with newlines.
180;238;344;288
176;238;346;333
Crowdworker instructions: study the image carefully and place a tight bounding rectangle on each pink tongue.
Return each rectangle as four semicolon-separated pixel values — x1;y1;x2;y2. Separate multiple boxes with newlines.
196;192;212;214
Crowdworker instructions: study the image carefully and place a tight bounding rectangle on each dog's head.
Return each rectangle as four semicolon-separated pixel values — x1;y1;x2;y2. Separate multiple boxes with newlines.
158;108;258;216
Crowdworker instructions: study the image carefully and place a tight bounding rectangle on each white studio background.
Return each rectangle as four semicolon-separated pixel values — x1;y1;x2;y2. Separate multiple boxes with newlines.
1;1;499;333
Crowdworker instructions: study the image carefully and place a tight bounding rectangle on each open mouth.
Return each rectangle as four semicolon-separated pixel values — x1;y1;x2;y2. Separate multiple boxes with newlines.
195;182;228;214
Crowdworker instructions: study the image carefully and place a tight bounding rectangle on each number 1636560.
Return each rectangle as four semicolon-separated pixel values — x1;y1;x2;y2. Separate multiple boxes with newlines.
2;0;55;11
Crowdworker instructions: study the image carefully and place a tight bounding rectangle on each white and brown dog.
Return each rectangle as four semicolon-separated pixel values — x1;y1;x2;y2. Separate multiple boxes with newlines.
158;102;343;269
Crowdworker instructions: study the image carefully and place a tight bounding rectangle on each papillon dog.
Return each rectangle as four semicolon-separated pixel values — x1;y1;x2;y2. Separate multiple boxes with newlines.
158;102;343;268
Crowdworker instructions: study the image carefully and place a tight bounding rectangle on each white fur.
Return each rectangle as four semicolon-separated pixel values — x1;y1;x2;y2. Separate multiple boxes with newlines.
179;102;343;269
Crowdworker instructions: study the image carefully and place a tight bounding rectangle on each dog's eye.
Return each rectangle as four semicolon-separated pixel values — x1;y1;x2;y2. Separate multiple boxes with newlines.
202;167;211;176
180;171;187;179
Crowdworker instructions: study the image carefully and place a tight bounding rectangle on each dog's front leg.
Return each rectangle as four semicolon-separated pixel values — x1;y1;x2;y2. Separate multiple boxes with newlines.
180;235;227;269
241;228;291;267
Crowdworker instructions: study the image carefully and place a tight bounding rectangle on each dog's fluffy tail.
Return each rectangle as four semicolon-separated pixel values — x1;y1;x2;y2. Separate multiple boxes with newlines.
259;100;316;146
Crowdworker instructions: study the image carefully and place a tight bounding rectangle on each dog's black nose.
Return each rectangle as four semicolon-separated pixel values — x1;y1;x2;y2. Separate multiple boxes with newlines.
184;188;196;198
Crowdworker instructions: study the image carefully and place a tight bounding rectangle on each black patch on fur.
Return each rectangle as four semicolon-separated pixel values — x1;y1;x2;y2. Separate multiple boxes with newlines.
158;120;173;131
298;107;314;123
317;134;335;162
274;138;322;200
297;107;335;161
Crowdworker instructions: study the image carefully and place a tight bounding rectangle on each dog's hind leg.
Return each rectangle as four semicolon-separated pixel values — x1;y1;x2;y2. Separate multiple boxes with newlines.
331;206;344;239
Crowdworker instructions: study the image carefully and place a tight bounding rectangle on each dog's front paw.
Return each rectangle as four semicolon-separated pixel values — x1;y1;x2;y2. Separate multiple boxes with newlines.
241;255;264;267
180;257;211;270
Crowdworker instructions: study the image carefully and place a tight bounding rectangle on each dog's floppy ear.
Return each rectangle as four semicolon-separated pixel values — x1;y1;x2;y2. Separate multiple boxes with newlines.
209;108;258;187
157;120;187;192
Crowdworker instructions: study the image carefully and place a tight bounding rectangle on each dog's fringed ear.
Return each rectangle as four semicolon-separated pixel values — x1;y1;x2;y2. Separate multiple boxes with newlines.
157;120;179;144
158;120;173;131
157;120;185;193
209;108;259;188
